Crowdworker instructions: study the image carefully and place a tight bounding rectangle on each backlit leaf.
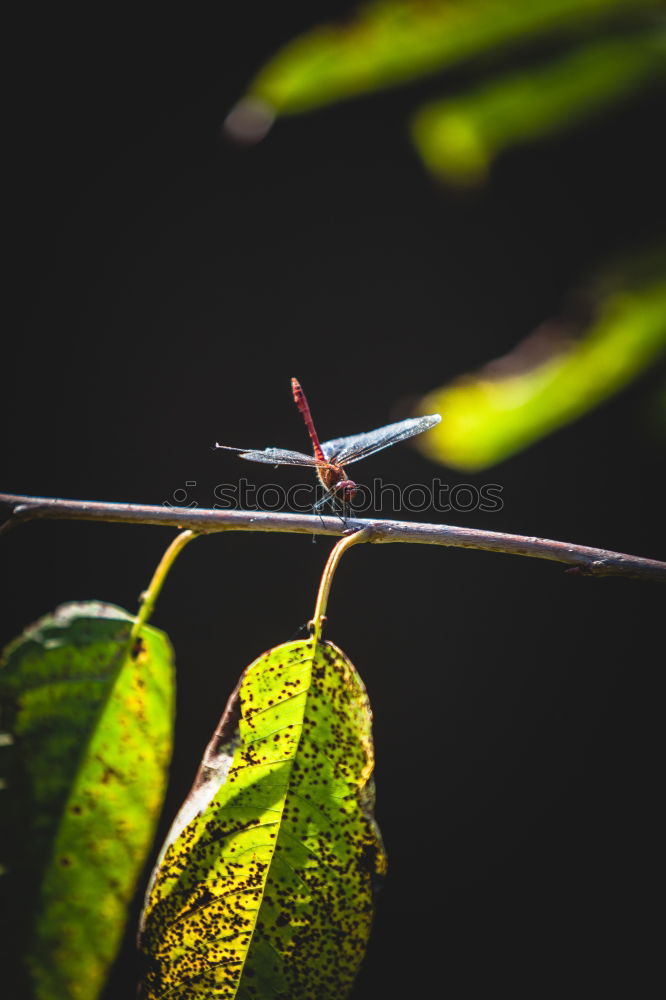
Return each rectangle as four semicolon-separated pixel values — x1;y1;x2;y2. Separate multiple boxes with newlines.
416;258;666;469
411;29;666;186
240;0;659;117
139;637;386;1000
0;601;175;1000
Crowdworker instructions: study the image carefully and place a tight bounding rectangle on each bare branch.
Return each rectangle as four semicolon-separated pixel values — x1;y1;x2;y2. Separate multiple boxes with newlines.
1;492;664;583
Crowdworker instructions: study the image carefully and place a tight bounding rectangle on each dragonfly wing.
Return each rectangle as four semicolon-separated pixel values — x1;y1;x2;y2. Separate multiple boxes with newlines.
322;414;441;465
234;447;321;467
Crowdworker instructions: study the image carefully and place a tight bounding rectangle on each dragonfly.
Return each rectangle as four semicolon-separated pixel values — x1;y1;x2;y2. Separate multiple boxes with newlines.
216;378;441;508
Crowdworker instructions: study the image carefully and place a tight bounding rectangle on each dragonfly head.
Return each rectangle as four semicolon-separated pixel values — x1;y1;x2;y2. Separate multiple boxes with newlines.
336;479;358;503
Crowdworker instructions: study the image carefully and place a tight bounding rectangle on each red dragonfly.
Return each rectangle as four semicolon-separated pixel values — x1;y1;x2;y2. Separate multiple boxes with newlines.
216;378;441;507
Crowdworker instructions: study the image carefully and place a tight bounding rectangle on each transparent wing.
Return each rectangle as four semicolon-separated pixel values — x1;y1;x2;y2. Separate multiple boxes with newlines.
216;444;322;467
321;414;441;465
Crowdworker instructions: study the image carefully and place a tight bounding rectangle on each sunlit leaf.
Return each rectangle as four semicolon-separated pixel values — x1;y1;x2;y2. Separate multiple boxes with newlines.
238;0;659;118
416;259;666;470
411;28;666;185
139;637;386;1000
0;601;175;1000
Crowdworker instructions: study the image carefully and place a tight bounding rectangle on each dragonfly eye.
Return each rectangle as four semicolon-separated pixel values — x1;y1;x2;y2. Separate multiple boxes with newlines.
336;479;357;502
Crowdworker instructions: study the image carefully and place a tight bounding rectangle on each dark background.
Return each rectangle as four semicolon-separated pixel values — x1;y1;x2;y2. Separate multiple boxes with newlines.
2;6;664;997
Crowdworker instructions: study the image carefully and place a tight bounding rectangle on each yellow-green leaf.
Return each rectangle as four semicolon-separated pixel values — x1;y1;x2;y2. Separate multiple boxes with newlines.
411;28;666;186
416;260;666;470
0;601;175;1000
139;637;386;1000
242;0;659;117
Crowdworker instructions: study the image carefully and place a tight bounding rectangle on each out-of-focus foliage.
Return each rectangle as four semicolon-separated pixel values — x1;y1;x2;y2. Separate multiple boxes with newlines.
241;0;662;116
411;29;666;186
235;0;666;465
416;257;666;470
0;602;175;1000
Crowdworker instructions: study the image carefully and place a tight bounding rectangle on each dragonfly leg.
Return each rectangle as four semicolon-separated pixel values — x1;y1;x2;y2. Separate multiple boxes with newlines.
314;492;348;529
312;486;348;531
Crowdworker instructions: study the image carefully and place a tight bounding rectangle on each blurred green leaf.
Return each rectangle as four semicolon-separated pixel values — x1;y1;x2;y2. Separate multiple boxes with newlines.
411;28;666;185
416;259;666;469
139;637;386;1000
241;0;660;117
1;601;175;1000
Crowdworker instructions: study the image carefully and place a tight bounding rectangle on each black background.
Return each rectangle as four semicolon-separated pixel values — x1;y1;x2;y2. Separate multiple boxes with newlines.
2;6;664;997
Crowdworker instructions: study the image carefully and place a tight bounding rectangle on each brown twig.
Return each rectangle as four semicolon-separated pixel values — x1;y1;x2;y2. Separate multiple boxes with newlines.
0;492;664;583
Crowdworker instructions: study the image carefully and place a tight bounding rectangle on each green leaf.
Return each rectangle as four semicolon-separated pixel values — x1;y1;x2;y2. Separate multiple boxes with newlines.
242;0;659;116
416;256;666;470
411;28;666;186
139;637;386;1000
0;601;175;1000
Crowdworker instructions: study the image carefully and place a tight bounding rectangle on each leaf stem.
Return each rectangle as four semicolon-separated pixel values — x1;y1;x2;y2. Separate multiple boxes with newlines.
309;527;376;642
130;530;198;640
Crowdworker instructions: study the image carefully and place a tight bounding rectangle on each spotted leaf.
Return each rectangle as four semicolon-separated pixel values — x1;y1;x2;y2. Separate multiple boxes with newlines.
138;637;386;1000
0;601;175;1000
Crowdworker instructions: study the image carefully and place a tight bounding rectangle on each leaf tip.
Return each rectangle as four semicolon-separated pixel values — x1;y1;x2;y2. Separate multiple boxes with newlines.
223;96;276;145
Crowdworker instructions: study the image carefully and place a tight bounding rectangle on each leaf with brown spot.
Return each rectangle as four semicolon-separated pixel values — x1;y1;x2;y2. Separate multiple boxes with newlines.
0;601;175;1000
138;637;386;1000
